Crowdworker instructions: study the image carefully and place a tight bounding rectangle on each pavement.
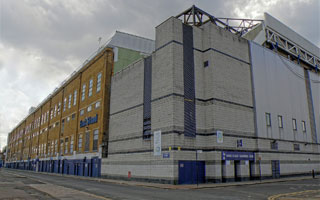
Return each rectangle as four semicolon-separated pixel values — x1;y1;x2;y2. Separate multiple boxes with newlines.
16;168;318;190
1;168;320;200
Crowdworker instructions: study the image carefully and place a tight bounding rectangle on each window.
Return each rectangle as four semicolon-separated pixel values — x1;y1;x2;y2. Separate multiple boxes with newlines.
266;113;271;126
84;131;90;152
58;102;61;115
60;139;64;155
78;134;82;152
88;79;93;97
302;121;306;132
73;90;77;106
65;138;69;154
80;109;84;116
67;116;70;122
97;72;102;92
70;136;74;153
278;115;283;128
63;98;67;112
61;119;65;133
203;60;209;67
46;111;49;122
51;141;54;156
72;113;76;120
95;101;100;109
93;129;99;151
68;94;72;109
87;105;92;112
44;143;46;155
54;105;57;117
294;144;300;151
81;84;86;101
292;119;297;130
271;141;278;150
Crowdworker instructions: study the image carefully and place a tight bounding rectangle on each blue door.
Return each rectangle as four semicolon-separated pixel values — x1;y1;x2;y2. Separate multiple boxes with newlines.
91;157;101;177
178;161;205;184
54;160;59;173
84;162;89;177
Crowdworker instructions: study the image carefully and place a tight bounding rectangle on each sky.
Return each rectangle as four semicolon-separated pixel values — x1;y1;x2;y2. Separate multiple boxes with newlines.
0;0;319;150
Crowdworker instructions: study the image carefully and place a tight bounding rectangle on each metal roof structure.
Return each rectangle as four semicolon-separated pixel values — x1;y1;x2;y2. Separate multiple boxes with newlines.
176;5;263;36
176;5;319;70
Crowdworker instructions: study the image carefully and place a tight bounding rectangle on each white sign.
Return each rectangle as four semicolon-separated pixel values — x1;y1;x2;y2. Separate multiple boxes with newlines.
154;130;161;156
245;160;249;165
226;160;230;165
196;150;203;153
217;131;223;143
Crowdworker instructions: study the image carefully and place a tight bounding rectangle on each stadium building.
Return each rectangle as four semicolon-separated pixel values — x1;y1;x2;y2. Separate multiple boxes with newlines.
6;6;320;184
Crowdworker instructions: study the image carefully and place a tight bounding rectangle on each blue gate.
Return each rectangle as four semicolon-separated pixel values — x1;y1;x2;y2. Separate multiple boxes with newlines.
178;161;205;184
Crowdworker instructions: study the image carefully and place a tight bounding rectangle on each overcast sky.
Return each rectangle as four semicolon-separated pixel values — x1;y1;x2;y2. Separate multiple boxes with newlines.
0;0;319;150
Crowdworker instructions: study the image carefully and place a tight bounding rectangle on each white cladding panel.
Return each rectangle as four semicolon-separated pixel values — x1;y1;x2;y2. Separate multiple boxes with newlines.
310;72;320;143
250;42;311;142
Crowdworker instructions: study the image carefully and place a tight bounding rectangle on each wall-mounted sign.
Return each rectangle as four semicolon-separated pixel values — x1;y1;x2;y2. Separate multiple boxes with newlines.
80;114;98;128
217;131;223;143
154;130;161;156
163;152;170;158
222;151;254;161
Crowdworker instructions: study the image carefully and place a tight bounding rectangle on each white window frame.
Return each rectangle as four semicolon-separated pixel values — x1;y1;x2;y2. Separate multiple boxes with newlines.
78;134;83;152
68;94;72;109
87;105;92;112
97;72;102;92
292;118;297;130
88;79;93;97
95;101;100;109
278;115;283;128
302;121;306;132
63;98;67;112
73;90;77;106
266;113;271;126
81;84;86;101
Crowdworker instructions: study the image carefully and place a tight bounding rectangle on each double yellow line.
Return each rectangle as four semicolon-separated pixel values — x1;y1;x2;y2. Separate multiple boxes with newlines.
268;189;320;200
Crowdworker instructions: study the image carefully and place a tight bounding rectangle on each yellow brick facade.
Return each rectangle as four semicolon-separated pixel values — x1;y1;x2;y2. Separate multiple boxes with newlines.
6;48;113;163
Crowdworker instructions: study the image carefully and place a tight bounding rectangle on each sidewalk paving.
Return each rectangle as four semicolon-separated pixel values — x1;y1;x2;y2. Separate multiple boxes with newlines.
6;168;318;190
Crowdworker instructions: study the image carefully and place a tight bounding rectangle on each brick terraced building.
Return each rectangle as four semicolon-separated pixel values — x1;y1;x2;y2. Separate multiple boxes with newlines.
6;6;320;184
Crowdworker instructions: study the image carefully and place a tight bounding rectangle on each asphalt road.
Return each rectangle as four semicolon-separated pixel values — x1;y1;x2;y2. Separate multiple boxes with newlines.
0;168;319;200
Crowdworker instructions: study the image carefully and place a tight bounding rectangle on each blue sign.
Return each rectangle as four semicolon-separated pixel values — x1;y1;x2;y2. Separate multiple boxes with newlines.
163;152;170;158
80;114;98;128
221;151;254;161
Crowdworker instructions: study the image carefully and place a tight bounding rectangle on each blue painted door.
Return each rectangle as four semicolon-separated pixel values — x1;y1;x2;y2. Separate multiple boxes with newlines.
91;158;100;177
178;161;205;184
84;162;89;177
54;160;59;173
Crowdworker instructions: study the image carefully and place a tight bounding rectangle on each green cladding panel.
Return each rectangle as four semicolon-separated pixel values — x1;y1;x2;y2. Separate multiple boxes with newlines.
114;47;145;73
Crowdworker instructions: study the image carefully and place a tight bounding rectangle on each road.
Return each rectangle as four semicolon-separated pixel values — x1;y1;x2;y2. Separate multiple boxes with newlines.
0;168;319;200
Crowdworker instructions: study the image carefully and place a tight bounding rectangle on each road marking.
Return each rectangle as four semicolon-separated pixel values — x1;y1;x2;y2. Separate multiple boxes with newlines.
268;189;320;200
7;170;112;200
